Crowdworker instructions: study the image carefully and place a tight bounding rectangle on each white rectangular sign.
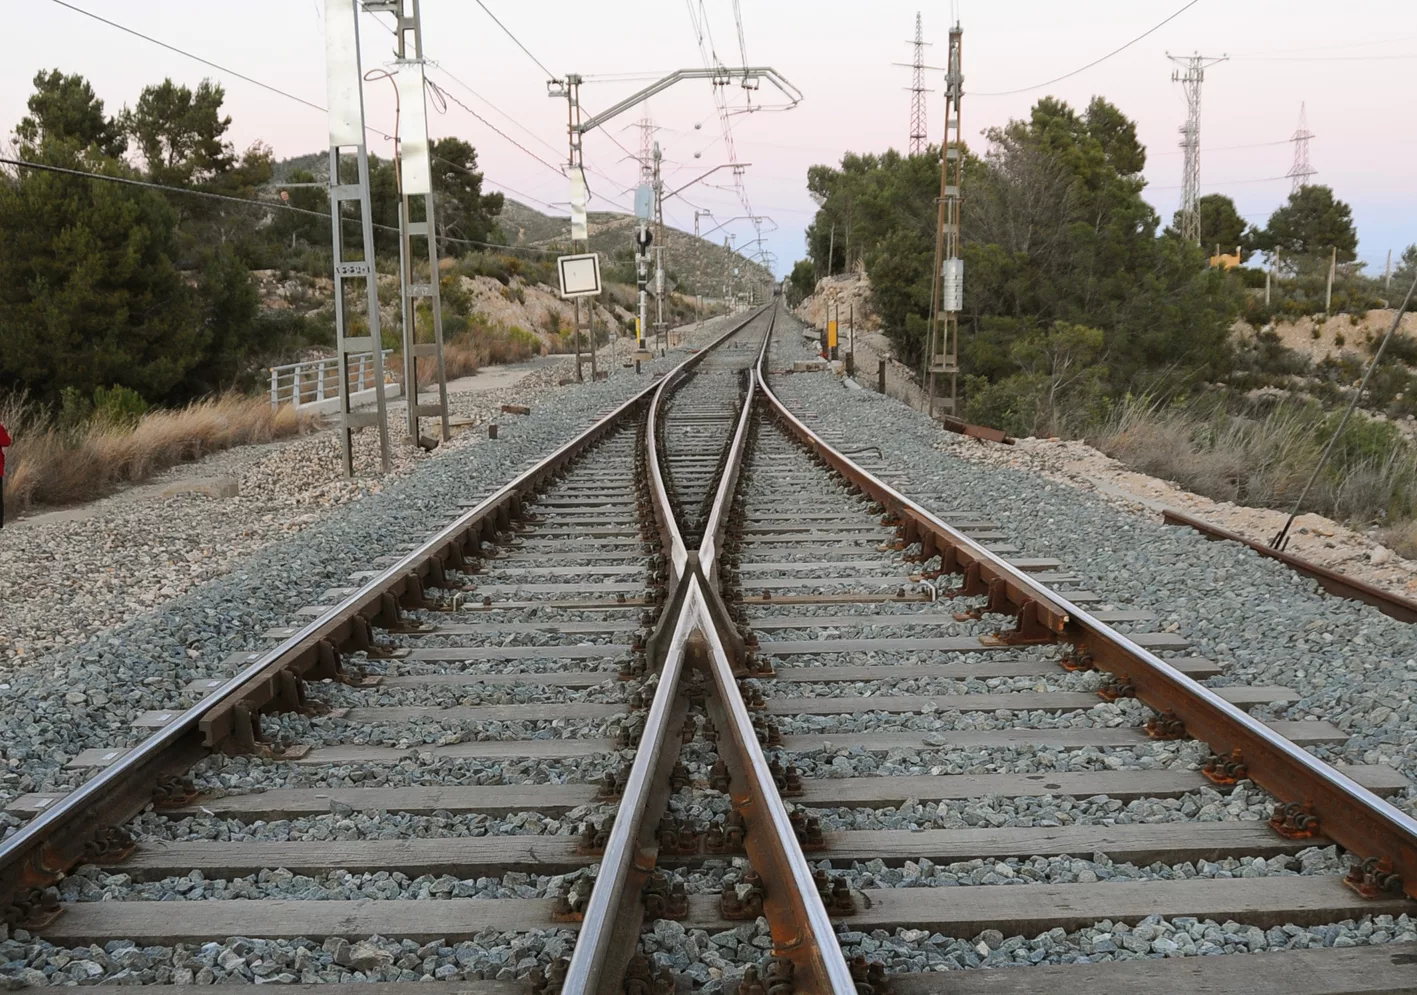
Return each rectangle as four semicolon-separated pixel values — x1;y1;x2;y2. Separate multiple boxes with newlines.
569;167;588;241
325;0;364;146
558;253;602;298
396;64;431;195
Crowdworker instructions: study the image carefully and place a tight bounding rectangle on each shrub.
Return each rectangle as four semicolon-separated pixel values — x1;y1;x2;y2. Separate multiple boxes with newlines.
92;385;149;427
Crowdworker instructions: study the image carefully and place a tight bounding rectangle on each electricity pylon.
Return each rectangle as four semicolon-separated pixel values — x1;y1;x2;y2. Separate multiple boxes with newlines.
1167;51;1227;245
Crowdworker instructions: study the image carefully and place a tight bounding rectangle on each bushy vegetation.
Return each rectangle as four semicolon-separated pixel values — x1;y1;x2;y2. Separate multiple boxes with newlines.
0;390;318;514
0;69;508;416
1098;393;1417;526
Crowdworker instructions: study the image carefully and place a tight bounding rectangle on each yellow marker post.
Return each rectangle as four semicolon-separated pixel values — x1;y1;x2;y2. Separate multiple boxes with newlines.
827;319;838;359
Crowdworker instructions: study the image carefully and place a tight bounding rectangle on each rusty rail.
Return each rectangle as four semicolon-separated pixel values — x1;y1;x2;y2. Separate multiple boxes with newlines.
755;308;1417;905
564;303;854;993
0;312;766;925
1163;508;1417;625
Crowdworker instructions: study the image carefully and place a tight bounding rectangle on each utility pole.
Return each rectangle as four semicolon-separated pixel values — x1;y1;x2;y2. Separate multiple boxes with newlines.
1167;52;1227;245
1287;102;1317;194
548;74;592;381
694;209;712;238
925;21;964;418
325;0;391;476
1326;246;1337;316
652;139;667;356
906;12;929;156
365;0;450;445
1386;249;1394;293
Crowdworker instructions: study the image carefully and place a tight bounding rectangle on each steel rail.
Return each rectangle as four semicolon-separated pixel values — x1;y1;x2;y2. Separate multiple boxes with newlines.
686;573;857;993
559;586;699;993
556;305;765;993
0;314;760;916
565;303;854;992
645;306;769;587
1164;508;1417;624
755;305;1417;903
699;304;774;582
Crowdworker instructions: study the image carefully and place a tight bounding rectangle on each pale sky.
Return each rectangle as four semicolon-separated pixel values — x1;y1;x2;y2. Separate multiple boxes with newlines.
7;1;1415;278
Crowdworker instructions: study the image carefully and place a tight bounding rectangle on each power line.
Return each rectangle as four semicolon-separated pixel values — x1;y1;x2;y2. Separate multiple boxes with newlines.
1149;173;1290;191
973;0;1202;96
425;78;566;178
0;155;560;255
471;0;558;80
1152;138;1294;156
41;1;572;228
46;0;325;112
429;64;566;160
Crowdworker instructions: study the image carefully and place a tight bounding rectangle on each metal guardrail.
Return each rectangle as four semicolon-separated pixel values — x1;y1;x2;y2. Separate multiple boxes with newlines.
268;350;393;409
754;309;1417;905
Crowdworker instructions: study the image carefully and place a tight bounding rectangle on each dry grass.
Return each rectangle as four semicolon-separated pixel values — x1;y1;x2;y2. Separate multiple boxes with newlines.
0;391;319;516
1096;394;1417;526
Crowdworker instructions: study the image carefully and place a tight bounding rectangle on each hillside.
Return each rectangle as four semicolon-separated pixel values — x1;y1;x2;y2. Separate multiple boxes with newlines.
497;199;774;299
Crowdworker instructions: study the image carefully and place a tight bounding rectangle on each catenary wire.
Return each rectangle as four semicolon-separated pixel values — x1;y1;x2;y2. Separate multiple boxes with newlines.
0;155;562;255
471;0;559;80
972;0;1202;96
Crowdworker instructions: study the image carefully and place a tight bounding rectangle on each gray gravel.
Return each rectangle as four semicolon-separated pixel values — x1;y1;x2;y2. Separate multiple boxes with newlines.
766;313;1417;813
0;926;579;985
0;327;729;812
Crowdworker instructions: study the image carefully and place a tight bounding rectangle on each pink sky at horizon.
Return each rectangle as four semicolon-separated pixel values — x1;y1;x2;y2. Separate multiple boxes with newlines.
7;1;1415;280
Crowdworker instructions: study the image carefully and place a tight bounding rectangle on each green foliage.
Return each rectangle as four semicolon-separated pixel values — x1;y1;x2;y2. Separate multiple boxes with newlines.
802;95;1242;415
16;69;126;159
1256;185;1358;263
121;79;235;187
1169;194;1251;253
429;137;505;251
0;140;202;404
786;259;815;306
92;385;150;427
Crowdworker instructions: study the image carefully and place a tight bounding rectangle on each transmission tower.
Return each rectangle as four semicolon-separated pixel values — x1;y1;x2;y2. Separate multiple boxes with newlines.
1167;52;1227;245
1287;102;1317;194
907;12;929;156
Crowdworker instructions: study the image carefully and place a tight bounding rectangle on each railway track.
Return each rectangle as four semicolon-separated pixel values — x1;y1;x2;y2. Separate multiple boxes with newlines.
2;301;1415;993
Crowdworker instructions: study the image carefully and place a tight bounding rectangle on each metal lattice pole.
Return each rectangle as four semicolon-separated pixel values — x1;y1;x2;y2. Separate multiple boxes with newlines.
925;22;964;418
325;0;391;475
366;0;451;445
1167;52;1227;245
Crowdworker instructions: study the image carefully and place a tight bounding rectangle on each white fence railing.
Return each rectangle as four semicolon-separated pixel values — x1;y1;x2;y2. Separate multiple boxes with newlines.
269;350;394;409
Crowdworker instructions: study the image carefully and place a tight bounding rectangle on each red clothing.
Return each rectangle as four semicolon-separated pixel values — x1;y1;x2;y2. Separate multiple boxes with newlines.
0;422;10;476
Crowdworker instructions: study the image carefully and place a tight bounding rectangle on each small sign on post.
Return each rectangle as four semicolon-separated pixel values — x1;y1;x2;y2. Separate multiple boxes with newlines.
557;253;602;299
